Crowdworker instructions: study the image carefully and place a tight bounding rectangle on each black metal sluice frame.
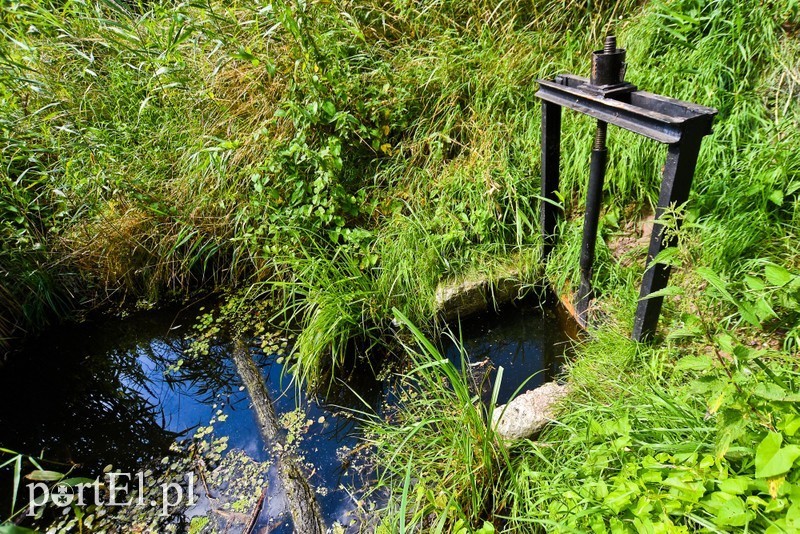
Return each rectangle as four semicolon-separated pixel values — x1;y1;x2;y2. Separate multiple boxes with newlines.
536;43;717;342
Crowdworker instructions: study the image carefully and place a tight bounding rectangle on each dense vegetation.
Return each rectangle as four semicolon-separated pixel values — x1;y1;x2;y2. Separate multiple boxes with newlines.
1;0;799;531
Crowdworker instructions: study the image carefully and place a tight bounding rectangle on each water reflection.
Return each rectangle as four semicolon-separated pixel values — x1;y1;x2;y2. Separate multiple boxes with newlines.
0;295;571;528
0;302;384;529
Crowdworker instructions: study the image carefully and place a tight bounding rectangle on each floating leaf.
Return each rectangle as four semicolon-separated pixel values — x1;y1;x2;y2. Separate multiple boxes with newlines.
0;525;38;534
25;470;63;481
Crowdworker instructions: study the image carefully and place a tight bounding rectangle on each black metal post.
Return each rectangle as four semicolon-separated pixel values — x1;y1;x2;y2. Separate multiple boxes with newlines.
541;101;562;260
632;130;703;341
576;122;608;325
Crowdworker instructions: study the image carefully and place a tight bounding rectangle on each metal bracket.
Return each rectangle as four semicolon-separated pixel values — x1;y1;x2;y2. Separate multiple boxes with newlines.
535;39;717;342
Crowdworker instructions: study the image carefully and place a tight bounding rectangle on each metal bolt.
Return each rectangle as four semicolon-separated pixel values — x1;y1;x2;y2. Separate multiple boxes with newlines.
604;35;616;54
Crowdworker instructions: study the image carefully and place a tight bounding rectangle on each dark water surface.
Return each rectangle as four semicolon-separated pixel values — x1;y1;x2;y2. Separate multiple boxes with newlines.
0;302;384;531
0;296;572;530
443;298;574;405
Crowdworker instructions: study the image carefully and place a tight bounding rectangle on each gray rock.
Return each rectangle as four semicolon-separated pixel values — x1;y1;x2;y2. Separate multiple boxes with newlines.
435;273;523;320
491;381;568;440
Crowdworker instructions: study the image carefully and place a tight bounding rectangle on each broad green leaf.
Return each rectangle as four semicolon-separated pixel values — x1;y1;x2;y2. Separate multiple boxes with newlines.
321;101;336;117
630;496;653;518
666;326;703;340
787;500;800;530
754;383;800;402
765;264;793;287
755;298;777;321
603;481;638;513
716;495;750;526
674;354;713;371
754;382;789;400
640;469;662;484
755;432;800;479
736;301;761;327
663;473;706;503
768;189;784;206
697;267;735;303
667;313;704;341
765;520;789;534
715;333;736;354
764;493;787;512
649;246;682;268
609;517;627;534
718;477;750;494
642;285;683;299
779;415;800;437
744;275;766;291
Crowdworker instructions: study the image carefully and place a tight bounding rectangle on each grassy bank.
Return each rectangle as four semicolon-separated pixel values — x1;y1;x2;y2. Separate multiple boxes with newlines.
1;0;639;357
2;0;800;531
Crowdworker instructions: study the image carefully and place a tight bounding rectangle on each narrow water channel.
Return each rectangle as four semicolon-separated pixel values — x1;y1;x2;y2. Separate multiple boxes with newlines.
0;296;572;531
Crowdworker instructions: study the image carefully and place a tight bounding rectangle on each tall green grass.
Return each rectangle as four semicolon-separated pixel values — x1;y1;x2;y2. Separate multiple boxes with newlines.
365;309;511;532
1;0;799;528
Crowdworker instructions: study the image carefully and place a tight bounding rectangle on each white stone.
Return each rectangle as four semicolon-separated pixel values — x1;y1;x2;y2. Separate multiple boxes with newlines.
491;381;568;440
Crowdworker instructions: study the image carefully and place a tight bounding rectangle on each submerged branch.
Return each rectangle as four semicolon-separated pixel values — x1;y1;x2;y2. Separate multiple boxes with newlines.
231;341;326;534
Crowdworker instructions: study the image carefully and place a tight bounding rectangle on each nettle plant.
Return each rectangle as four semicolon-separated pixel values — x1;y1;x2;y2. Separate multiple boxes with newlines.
670;262;800;353
735;262;800;353
545;333;800;532
663;290;800;528
547;212;800;531
675;330;800;531
242;1;407;260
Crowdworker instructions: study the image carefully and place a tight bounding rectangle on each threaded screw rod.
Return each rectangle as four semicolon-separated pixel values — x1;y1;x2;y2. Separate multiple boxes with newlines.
576;35;615;326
